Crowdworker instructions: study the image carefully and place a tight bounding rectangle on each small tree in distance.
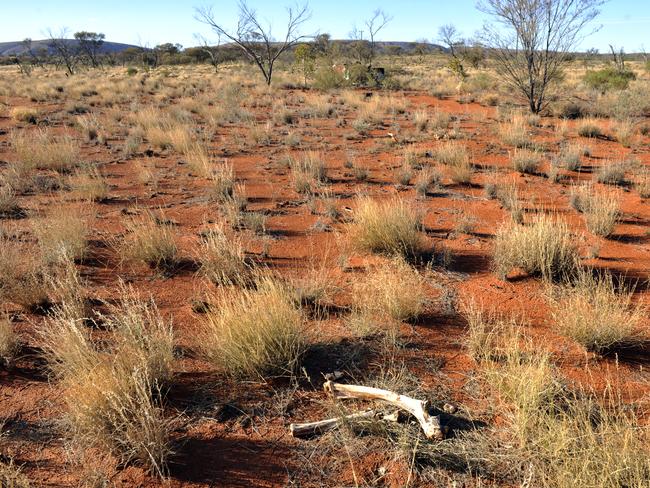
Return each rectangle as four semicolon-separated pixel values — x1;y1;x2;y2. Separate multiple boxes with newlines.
479;0;606;113
74;31;105;68
195;1;312;85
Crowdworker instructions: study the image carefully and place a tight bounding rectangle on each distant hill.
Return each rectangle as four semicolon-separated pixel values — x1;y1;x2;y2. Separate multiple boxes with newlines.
0;39;140;57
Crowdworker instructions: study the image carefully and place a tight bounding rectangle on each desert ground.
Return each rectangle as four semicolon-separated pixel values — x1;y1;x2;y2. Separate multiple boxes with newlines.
0;57;649;487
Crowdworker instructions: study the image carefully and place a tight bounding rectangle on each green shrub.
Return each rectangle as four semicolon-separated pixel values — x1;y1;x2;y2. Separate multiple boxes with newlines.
584;68;636;92
313;66;345;91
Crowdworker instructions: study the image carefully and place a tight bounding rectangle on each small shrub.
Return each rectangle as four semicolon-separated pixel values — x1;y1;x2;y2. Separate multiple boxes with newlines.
200;275;305;378
349;197;424;259
549;269;642;354
493;215;578;281
584;68;636;92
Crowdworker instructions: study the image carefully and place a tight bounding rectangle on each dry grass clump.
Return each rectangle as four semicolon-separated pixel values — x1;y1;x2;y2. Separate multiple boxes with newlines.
0;183;22;217
0;459;30;487
208;162;235;201
496;180;524;223
70;167;109;202
101;284;175;383
435;141;468;166
0;235;50;312
487;330;650;487
499;114;529;147
570;185;620;237
464;304;650;487
462;301;520;363
435;142;472;184
412;109;429;132
12;130;80;173
184;143;212;177
120;211;178;269
493;215;578;281
0;315;19;367
290;263;338;312
595;160;627;186
635;169;650;198
39;287;174;477
198;224;251;286
349;197;425;259
414;167;442;197
548;269;642;354
33;208;89;264
511;149;541;174
577;118;604;138
11;106;38;124
613;119;635;147
558;142;586;171
199;274;306;378
289;152;328;194
353;257;428;322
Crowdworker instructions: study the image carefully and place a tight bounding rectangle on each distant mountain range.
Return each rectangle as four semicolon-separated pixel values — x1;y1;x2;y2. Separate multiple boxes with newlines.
0;38;447;57
0;39;140;57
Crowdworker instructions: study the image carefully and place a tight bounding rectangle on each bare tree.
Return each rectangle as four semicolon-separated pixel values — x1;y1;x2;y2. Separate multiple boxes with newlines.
608;44;625;71
195;1;311;85
194;33;223;73
478;0;605;113
365;9;392;67
438;24;468;78
47;28;80;75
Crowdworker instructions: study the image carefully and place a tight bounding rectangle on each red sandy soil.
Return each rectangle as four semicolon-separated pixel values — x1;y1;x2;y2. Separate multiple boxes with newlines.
0;84;648;487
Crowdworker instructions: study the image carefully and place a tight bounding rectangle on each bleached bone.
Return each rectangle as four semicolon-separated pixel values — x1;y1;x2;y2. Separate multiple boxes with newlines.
323;381;445;439
289;409;403;438
289;409;376;437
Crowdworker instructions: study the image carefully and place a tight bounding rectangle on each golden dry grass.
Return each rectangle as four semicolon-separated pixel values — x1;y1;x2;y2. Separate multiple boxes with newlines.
493;215;578;280
349;197;425;259
199;274;305;378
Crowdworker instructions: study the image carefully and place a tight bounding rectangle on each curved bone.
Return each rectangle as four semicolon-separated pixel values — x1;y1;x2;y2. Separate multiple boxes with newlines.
323;381;445;439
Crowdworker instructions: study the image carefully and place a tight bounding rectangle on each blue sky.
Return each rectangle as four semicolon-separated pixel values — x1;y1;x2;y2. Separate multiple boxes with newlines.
2;0;649;52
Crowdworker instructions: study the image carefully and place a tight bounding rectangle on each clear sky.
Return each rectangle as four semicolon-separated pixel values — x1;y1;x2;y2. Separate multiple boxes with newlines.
2;0;649;52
